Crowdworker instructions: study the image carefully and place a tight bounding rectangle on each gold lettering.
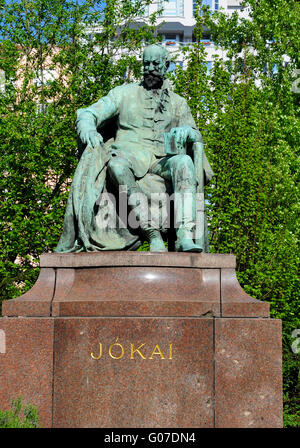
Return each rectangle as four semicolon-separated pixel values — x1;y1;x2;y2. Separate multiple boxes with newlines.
90;340;173;360
91;343;103;360
109;338;124;359
130;343;146;359
149;344;165;359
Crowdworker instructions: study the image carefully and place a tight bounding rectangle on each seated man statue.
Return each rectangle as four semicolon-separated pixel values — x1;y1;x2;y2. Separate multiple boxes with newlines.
55;44;214;253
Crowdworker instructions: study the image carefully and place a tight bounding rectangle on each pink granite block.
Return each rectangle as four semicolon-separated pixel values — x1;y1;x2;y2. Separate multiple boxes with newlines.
215;318;283;428
2;268;55;317
51;267;220;317
52;318;214;428
221;269;270;317
0;317;54;427
40;251;236;269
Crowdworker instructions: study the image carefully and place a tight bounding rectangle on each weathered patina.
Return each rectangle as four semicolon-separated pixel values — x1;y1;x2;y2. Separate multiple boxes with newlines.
56;44;213;253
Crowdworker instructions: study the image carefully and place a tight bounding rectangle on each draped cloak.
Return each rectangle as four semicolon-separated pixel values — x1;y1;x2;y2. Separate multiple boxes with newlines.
55;81;214;253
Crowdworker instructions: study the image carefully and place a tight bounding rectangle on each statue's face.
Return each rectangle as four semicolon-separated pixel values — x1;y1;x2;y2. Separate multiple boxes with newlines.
143;46;168;89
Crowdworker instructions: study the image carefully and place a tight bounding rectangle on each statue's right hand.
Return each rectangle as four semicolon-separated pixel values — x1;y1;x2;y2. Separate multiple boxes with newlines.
81;130;103;148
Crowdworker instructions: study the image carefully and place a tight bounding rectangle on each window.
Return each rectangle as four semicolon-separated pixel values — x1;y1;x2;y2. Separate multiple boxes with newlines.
193;0;219;15
203;0;212;8
163;33;181;46
206;61;212;73
192;33;211;44
160;0;184;17
167;61;183;73
34;69;57;87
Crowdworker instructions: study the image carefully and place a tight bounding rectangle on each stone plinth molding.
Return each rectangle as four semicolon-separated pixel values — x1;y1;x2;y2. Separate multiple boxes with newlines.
2;252;270;318
0;252;282;428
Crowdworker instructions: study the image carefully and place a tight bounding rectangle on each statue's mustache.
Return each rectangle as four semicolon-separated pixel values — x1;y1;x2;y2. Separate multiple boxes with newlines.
144;71;163;78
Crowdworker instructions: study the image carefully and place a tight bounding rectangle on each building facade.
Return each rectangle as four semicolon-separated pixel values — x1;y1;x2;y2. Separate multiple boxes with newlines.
145;0;250;71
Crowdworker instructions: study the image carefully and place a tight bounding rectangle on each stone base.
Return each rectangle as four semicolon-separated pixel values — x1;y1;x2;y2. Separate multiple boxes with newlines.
0;253;282;428
2;252;270;318
0;317;54;427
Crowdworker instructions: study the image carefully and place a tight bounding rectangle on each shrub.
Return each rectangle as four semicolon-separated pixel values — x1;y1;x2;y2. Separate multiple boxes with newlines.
0;397;40;428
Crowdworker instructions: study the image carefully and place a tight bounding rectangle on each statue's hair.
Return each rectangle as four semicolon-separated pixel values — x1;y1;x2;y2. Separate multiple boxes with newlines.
142;44;171;64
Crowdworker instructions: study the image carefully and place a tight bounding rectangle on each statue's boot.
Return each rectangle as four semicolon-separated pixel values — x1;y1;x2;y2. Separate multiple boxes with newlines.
174;188;203;252
133;193;166;252
143;228;167;252
175;227;203;253
126;184;166;253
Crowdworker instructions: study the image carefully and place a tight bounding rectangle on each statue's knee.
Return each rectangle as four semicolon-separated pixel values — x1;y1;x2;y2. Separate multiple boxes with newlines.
173;154;194;170
107;157;129;177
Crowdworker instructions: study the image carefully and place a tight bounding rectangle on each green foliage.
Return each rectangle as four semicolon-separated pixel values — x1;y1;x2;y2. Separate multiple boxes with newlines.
173;0;299;427
0;397;40;428
283;391;300;428
0;0;160;307
0;0;299;426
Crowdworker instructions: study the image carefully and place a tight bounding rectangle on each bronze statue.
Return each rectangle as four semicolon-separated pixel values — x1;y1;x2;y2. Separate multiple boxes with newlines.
56;44;213;253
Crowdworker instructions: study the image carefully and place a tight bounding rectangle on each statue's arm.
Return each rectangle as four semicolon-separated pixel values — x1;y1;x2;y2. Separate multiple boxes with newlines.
178;98;214;184
76;86;122;148
168;98;203;152
178;98;203;143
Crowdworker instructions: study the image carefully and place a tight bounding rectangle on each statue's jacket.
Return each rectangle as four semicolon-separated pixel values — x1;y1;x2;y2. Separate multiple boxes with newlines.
56;82;214;252
77;82;212;178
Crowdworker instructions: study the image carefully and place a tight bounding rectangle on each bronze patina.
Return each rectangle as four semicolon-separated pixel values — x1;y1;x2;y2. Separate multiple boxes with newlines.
56;44;213;253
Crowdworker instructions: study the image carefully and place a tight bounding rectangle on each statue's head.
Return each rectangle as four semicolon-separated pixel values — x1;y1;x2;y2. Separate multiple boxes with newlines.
142;44;170;89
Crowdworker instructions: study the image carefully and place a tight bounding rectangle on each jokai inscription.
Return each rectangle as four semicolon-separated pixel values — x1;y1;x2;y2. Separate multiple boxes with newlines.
90;338;173;360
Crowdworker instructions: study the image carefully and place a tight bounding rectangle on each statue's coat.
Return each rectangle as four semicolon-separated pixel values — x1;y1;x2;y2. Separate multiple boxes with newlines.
56;82;214;252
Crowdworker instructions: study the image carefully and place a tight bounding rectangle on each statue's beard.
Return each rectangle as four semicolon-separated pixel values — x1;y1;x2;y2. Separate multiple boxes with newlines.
143;73;164;90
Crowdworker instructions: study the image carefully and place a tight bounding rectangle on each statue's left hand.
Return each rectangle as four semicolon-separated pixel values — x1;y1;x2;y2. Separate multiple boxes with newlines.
80;130;104;149
170;126;199;147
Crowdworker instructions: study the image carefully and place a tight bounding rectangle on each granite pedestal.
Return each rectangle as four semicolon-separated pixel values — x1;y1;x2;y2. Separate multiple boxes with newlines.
0;252;282;427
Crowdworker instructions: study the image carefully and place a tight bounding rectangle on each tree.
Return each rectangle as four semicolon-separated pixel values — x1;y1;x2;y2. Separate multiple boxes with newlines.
172;0;299;426
0;0;299;426
0;0;160;305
